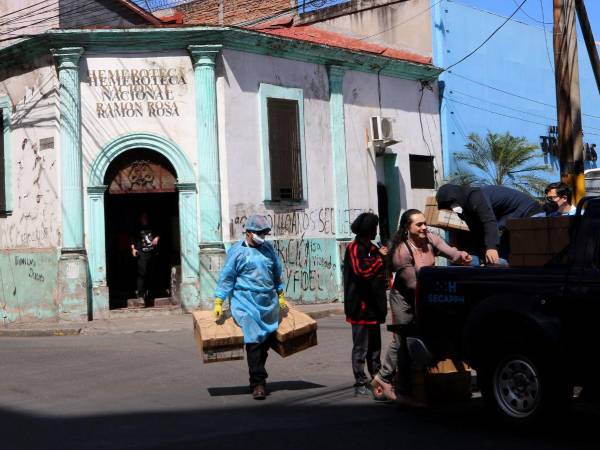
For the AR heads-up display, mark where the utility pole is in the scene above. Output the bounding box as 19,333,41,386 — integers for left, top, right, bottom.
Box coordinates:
553,0,585,203
575,0,600,94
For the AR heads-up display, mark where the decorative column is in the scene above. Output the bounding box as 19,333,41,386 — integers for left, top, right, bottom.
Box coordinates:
52,47,89,321
188,45,226,309
87,185,109,319
177,182,201,311
328,66,351,299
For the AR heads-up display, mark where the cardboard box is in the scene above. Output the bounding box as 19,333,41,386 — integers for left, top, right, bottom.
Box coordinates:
424,196,470,231
507,216,572,266
270,308,318,357
192,310,244,363
412,359,472,404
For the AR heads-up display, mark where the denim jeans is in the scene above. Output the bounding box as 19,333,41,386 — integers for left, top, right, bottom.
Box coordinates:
378,289,413,394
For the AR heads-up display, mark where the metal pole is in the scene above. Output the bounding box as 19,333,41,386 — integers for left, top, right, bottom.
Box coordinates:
575,0,600,94
553,0,585,203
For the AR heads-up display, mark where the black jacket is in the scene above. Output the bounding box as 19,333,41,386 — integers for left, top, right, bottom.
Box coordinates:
343,239,387,323
437,185,543,256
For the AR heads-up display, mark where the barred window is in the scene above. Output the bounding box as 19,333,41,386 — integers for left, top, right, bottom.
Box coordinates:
267,98,302,201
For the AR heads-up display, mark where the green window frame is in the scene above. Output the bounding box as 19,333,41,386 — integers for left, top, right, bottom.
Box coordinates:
258,83,307,203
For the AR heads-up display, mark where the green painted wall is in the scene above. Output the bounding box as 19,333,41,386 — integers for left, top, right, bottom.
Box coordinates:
222,237,342,304
0,249,59,324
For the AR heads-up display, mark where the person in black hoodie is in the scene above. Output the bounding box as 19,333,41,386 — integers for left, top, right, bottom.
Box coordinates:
436,184,543,265
343,212,388,396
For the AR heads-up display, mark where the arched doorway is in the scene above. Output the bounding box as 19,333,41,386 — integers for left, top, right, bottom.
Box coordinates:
104,149,180,308
87,133,199,318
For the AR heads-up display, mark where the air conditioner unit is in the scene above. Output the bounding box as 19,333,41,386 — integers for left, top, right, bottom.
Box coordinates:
369,116,399,155
370,116,393,141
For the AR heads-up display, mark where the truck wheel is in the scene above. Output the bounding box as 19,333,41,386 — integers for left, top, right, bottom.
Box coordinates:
480,351,569,424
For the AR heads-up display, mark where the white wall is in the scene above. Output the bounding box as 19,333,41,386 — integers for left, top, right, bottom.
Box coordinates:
220,49,441,241
80,51,198,183
313,0,432,59
343,70,442,220
0,58,61,249
219,49,335,242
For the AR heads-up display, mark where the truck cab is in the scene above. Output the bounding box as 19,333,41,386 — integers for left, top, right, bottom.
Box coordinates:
409,196,600,423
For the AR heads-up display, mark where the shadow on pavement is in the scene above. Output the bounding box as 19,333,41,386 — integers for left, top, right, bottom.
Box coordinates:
208,380,326,396
1,394,599,450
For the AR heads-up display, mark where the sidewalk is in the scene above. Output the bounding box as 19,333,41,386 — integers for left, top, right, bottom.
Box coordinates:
0,302,345,337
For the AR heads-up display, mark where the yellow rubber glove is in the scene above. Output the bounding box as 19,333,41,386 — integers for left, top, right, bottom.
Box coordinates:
213,298,223,318
278,291,287,309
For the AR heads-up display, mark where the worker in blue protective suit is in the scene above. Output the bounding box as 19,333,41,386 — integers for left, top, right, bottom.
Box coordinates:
213,214,287,400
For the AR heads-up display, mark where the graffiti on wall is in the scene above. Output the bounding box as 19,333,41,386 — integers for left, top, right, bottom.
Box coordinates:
268,236,337,302
226,204,376,302
0,137,59,248
0,249,58,324
231,204,372,239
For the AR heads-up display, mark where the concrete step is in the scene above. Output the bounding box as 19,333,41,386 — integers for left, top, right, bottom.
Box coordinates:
125,297,177,308
110,304,183,318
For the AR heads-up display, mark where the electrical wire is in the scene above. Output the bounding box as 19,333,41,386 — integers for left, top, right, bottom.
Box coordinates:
0,1,125,40
443,0,529,73
511,0,552,25
447,88,600,133
443,95,600,138
539,0,554,69
447,71,600,121
357,0,443,41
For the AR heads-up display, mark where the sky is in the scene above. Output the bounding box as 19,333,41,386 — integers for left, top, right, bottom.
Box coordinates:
458,0,599,37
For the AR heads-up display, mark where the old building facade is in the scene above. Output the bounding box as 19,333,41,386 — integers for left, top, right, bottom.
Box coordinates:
0,1,441,324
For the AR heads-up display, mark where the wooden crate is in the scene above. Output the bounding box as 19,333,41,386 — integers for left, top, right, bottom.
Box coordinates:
507,216,572,267
192,310,245,363
424,196,470,231
270,308,318,357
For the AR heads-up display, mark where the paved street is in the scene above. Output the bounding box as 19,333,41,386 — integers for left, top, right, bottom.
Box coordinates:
1,316,598,450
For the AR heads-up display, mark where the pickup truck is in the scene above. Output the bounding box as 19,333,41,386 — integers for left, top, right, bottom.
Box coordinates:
407,196,600,423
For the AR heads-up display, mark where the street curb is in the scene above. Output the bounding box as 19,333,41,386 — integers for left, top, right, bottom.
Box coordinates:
0,305,345,338
0,327,82,337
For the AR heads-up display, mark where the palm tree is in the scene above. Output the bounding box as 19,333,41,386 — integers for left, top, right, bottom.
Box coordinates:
448,131,550,195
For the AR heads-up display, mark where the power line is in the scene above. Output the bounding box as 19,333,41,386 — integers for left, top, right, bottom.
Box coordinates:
539,0,554,69
0,0,54,20
0,2,126,40
444,96,600,138
443,0,529,73
511,0,552,25
447,71,600,121
447,88,600,132
357,0,443,42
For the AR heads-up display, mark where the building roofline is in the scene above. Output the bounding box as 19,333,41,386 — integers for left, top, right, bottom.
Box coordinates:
0,26,442,81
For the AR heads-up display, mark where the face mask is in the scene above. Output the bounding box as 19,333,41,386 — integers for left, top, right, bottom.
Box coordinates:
451,206,463,215
250,232,265,246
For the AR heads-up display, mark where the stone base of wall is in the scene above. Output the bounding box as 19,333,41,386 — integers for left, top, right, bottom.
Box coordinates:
0,248,59,324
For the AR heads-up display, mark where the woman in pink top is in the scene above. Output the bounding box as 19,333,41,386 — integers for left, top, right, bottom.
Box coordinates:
371,209,471,404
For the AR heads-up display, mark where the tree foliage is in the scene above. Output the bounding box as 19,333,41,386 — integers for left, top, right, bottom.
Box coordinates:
447,131,550,195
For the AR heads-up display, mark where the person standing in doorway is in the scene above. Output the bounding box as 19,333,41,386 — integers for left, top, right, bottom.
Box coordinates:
343,212,388,396
131,212,160,305
213,215,287,400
